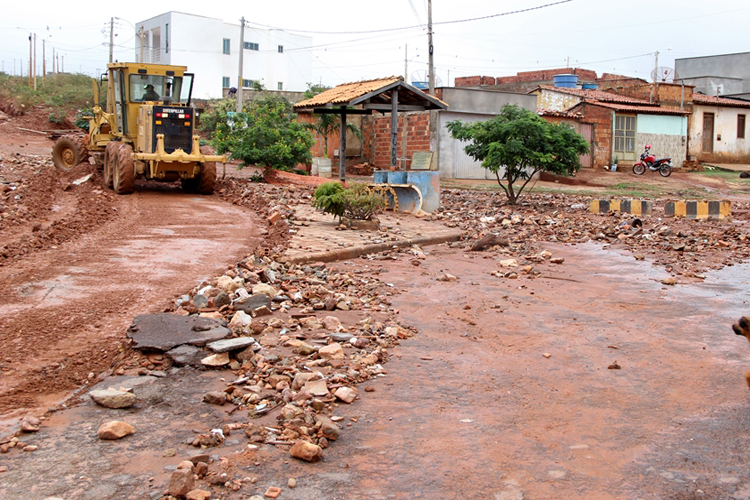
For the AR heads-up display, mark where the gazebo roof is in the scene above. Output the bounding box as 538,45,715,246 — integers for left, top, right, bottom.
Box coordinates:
294,76,448,112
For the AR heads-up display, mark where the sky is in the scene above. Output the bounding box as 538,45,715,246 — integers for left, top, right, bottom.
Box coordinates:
1,0,749,89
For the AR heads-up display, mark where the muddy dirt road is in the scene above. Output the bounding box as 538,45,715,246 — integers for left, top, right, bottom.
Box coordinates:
0,184,261,427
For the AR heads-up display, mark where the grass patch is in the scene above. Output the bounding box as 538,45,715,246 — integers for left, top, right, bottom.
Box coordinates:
0,72,96,117
688,170,750,185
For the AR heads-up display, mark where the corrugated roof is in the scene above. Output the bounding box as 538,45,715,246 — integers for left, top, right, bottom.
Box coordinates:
692,93,750,108
294,77,403,108
537,85,657,106
578,99,689,115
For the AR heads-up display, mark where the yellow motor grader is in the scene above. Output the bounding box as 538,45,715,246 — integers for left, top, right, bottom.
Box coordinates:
51,62,225,194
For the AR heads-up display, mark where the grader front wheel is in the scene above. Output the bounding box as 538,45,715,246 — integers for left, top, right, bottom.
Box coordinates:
52,135,89,171
112,143,135,195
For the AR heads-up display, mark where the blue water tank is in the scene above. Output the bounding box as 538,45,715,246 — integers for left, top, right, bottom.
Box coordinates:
553,74,578,88
412,81,428,90
582,83,598,90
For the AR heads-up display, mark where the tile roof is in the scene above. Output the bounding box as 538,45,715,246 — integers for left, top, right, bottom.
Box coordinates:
294,77,403,108
577,99,689,115
692,93,750,108
537,85,656,106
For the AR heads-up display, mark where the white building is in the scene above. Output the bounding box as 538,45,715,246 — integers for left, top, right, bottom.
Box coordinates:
135,12,313,99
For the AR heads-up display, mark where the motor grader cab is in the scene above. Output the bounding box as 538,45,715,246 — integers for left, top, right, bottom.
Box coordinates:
51,62,225,194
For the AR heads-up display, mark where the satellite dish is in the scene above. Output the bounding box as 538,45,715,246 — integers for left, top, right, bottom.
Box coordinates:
652,66,675,83
410,70,442,90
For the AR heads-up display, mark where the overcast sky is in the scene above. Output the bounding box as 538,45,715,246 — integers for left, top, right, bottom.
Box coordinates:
1,0,749,89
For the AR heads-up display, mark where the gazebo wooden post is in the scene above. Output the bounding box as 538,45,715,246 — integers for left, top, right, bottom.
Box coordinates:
390,88,399,171
339,107,347,181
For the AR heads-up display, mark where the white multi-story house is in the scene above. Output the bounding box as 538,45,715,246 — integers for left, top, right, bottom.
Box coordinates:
135,12,313,99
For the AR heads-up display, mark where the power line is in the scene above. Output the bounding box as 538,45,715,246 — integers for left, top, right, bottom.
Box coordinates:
245,0,572,35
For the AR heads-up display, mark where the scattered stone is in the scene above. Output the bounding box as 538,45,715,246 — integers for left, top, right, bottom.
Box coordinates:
662,277,677,285
186,490,212,500
437,273,457,282
319,343,345,360
323,316,342,331
608,361,621,370
251,305,273,317
228,310,253,331
252,283,278,299
89,388,137,409
23,445,38,451
97,421,135,440
203,391,227,405
234,294,272,314
334,386,357,404
207,337,257,353
166,345,205,367
168,467,195,497
542,353,551,359
304,379,329,397
498,259,518,268
201,352,231,367
20,416,40,432
550,257,565,264
316,415,341,441
290,440,323,462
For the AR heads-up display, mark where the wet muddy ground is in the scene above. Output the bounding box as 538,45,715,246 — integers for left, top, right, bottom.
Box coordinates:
2,242,750,499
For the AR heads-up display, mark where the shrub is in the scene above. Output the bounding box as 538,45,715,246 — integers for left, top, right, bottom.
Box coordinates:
312,182,385,221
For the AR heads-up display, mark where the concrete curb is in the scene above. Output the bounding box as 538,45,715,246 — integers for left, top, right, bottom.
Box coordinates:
281,231,465,265
664,200,731,219
590,199,653,215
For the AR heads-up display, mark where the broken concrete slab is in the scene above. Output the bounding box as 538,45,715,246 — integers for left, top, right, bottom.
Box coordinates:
206,337,257,353
127,313,231,352
234,294,272,314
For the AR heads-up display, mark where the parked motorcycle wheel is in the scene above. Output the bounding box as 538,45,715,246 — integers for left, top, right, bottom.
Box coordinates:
659,164,672,177
633,163,646,175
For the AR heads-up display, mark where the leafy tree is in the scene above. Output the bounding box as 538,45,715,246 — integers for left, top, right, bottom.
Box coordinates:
303,82,331,100
446,104,590,205
305,112,362,158
198,98,246,134
212,95,314,171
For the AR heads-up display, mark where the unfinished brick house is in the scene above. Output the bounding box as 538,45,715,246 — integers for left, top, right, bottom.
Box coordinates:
531,85,690,169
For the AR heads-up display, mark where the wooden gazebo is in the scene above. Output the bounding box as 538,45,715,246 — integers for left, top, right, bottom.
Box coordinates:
294,76,448,180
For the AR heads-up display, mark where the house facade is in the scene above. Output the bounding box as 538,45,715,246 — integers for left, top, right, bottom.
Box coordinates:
532,86,689,169
135,12,313,99
689,94,750,164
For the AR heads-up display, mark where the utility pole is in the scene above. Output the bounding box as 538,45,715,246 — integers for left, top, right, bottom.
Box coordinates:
109,17,114,63
42,39,46,81
28,35,32,88
427,0,434,96
61,55,64,74
237,16,245,112
139,27,145,62
33,34,37,90
650,50,659,103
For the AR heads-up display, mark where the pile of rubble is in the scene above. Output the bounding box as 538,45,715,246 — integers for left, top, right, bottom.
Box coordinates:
431,190,750,278
102,252,412,495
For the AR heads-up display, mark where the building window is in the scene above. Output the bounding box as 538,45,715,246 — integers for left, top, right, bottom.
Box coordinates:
242,79,256,88
614,115,636,158
222,38,231,55
222,76,230,88
278,82,283,90
278,45,284,53
739,114,746,139
244,42,259,51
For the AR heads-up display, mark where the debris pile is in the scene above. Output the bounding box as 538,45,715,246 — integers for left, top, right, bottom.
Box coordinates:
431,190,750,277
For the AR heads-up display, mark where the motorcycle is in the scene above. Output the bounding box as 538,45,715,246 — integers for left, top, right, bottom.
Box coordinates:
632,144,672,177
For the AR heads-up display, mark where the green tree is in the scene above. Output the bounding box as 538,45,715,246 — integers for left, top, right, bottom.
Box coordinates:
212,95,314,171
303,82,331,100
446,104,590,205
305,112,362,158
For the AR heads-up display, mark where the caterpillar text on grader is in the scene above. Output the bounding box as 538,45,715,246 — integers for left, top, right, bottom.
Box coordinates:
51,62,225,194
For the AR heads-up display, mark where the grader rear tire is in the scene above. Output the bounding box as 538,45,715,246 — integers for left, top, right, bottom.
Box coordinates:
112,143,135,195
103,141,119,188
52,135,88,171
198,145,217,195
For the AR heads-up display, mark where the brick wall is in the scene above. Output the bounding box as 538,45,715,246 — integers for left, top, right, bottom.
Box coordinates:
578,103,613,169
361,112,431,169
297,112,363,158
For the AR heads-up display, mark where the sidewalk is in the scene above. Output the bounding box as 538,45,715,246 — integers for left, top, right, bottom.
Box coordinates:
281,204,464,264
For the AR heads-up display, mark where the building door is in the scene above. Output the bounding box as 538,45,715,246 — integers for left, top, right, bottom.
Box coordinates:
579,123,593,168
613,115,637,162
702,113,714,153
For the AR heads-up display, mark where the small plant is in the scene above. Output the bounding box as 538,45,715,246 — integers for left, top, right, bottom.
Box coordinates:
312,182,385,221
48,109,66,124
613,156,620,165
249,172,266,183
73,108,93,131
312,182,346,219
